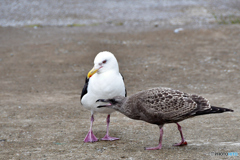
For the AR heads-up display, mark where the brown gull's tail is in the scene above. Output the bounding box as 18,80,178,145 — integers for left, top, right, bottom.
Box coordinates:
195,106,234,116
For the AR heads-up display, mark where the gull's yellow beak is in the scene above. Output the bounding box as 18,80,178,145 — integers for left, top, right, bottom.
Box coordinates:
87,67,98,78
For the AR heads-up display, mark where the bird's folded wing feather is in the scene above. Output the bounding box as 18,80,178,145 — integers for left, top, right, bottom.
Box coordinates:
80,77,89,101
120,73,127,97
136,88,211,122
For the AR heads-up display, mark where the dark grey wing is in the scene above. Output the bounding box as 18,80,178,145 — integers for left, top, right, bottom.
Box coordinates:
120,73,127,97
80,77,89,100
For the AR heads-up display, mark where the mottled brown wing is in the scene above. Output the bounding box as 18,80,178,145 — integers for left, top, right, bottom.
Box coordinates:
137,88,209,122
184,94,211,117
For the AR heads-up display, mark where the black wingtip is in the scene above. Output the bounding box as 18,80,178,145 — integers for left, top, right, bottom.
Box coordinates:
226,109,234,112
195,106,234,116
211,106,234,113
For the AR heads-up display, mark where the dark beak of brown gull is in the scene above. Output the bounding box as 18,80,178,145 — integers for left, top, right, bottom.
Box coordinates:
96,99,112,108
96,99,108,103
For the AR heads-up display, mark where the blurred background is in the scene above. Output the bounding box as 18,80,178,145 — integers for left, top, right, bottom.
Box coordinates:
1,0,240,28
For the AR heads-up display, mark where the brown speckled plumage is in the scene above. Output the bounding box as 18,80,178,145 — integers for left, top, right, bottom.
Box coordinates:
125,87,212,124
97,87,234,150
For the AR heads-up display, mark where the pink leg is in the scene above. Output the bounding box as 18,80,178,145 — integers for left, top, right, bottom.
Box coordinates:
102,114,119,141
145,125,164,150
173,123,187,146
84,114,98,143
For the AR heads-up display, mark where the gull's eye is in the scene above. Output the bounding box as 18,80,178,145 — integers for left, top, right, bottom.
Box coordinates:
102,60,107,64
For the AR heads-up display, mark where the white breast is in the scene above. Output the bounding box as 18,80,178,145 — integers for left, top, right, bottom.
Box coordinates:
81,71,125,114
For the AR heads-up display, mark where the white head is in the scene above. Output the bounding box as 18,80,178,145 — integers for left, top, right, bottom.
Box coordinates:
88,51,119,78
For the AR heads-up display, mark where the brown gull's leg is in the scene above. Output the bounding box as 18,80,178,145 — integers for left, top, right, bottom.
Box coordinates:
144,125,164,150
102,114,119,141
173,123,187,146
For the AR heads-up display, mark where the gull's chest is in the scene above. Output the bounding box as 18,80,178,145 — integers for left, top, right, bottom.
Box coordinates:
88,72,123,96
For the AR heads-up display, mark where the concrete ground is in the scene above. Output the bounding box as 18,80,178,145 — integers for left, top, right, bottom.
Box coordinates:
0,24,239,159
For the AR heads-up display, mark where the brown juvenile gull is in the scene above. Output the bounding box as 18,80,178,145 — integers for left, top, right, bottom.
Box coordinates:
96,87,234,150
81,51,127,143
